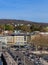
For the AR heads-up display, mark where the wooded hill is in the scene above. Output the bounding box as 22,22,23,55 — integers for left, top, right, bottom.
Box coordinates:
0,19,48,32
0,19,48,26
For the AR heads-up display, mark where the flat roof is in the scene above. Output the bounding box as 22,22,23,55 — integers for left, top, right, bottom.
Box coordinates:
8,33,31,36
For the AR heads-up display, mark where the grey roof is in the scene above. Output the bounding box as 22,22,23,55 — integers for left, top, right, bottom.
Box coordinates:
8,33,31,36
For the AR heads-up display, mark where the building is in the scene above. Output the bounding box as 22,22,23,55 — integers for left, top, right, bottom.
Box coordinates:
0,36,7,47
0,41,2,57
6,33,31,46
6,35,14,45
39,32,48,35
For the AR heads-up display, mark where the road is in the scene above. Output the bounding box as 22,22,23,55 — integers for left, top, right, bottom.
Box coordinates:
8,48,34,65
3,51,17,65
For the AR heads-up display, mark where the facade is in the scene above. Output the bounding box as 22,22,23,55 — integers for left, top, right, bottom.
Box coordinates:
0,33,32,46
0,41,2,57
0,36,7,47
14,35,30,46
6,33,31,46
6,36,14,45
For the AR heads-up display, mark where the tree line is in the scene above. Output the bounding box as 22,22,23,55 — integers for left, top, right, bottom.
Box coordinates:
0,24,48,32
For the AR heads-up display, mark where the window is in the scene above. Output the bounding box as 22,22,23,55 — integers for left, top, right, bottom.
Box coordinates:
24,36,26,41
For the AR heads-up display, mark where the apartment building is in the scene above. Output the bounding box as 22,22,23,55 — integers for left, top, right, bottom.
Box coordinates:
6,33,31,46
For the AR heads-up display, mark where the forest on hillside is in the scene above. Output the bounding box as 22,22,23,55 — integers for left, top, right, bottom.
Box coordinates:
0,19,48,32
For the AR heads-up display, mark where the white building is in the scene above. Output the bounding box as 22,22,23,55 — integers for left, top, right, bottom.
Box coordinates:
5,33,31,46
0,41,2,57
39,32,48,35
0,36,7,47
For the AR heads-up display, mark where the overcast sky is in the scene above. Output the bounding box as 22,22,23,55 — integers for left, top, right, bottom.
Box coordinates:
0,0,48,23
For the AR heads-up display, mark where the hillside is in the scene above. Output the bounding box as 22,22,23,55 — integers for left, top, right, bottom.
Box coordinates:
0,19,48,26
0,19,32,24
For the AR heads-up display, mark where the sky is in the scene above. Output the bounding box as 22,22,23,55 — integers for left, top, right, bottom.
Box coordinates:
0,0,48,23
